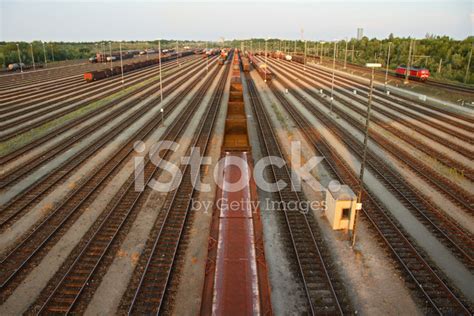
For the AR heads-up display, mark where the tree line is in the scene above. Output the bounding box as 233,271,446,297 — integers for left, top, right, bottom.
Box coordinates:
1,36,472,84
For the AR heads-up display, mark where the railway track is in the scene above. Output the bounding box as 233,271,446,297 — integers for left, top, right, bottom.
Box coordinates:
0,77,83,104
0,55,198,112
306,55,474,97
302,61,474,138
0,58,216,231
0,58,206,167
0,57,205,190
244,70,351,314
268,64,474,269
34,57,222,315
0,55,199,109
0,56,200,141
0,62,219,306
265,72,471,314
283,60,474,157
266,58,474,207
0,57,153,92
127,51,231,315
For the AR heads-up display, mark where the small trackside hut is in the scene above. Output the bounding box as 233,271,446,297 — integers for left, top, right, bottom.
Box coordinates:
324,185,357,231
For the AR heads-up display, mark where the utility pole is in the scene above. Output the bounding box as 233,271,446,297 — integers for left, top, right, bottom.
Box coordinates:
109,42,113,71
404,39,413,84
265,38,268,82
51,43,55,62
205,41,209,73
385,42,392,85
351,44,355,62
464,44,473,84
294,40,296,54
119,42,124,85
16,43,23,72
437,58,442,73
176,40,180,67
304,40,307,71
159,40,163,106
330,41,337,113
42,41,47,67
320,42,325,64
344,40,348,69
352,62,381,247
30,43,36,71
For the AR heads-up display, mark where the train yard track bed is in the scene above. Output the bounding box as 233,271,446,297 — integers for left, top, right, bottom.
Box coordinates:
0,48,472,315
310,57,474,106
257,61,473,311
246,69,423,314
0,57,199,157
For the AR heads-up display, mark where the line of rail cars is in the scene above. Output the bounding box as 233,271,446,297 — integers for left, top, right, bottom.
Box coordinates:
218,49,229,65
83,50,196,82
7,63,44,72
223,49,250,151
247,52,273,81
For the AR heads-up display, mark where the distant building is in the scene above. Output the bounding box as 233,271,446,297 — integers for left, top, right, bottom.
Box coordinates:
357,28,364,40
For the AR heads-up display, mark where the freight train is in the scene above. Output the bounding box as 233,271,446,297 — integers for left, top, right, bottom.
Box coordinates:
7,63,44,72
223,49,250,151
84,50,196,82
218,49,229,65
247,52,273,81
395,65,430,81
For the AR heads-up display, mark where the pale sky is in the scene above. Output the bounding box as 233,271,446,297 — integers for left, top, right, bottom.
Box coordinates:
1,0,473,42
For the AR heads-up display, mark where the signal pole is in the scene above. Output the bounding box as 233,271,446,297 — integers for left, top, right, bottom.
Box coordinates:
304,40,307,71
330,41,337,113
205,41,209,73
16,43,23,72
119,42,124,85
404,39,413,84
109,42,113,70
320,42,325,64
176,40,180,67
265,38,268,82
30,43,36,71
344,40,348,69
385,42,392,86
352,62,381,247
464,44,473,84
42,41,47,67
159,40,163,106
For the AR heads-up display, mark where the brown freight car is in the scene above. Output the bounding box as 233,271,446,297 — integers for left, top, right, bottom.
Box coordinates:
222,57,250,152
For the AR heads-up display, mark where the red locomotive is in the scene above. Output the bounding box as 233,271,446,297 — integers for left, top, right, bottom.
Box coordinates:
395,65,430,81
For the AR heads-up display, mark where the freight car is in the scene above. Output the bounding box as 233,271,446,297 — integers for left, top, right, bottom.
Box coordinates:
223,51,250,152
7,63,44,71
241,56,250,72
218,49,229,65
83,50,195,82
7,63,25,71
395,65,430,81
248,53,273,82
290,54,304,64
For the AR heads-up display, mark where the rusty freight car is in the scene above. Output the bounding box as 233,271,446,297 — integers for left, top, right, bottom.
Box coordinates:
222,54,250,151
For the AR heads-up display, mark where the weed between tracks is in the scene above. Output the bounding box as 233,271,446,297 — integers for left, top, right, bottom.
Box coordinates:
0,69,175,157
